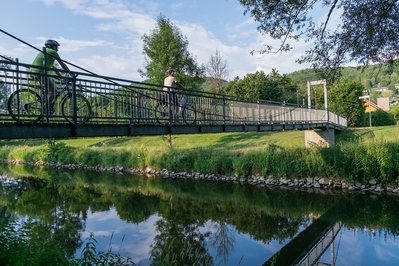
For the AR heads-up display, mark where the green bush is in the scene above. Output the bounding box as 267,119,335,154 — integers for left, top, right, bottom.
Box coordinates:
0,145,11,159
363,109,397,127
79,148,102,166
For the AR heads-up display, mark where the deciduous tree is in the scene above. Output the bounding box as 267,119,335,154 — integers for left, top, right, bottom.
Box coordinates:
328,79,364,127
240,0,399,80
205,48,230,93
223,69,298,103
139,14,205,89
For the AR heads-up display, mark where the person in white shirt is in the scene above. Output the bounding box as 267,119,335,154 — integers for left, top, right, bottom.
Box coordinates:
163,68,185,118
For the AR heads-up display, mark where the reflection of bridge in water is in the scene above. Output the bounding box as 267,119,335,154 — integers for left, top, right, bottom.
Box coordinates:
297,222,341,266
264,212,342,266
0,58,347,144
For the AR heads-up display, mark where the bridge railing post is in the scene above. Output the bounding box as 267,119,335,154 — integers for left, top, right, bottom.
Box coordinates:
71,73,78,128
43,47,50,123
15,58,20,98
222,94,226,126
327,109,330,129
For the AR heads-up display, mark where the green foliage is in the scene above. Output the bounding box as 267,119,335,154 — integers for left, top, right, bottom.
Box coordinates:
150,235,213,266
0,145,11,159
288,63,399,91
0,221,135,265
240,0,399,81
328,78,365,127
223,69,298,103
139,14,205,90
0,56,13,113
0,220,69,265
79,148,102,165
201,77,229,93
75,233,135,266
2,127,399,186
367,109,397,126
390,106,399,121
34,141,77,164
0,81,11,113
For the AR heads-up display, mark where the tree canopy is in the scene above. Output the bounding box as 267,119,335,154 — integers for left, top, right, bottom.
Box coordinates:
222,69,298,103
240,0,399,80
139,14,205,89
328,78,364,127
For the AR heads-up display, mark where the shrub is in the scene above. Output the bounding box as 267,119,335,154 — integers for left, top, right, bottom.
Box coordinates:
363,109,397,127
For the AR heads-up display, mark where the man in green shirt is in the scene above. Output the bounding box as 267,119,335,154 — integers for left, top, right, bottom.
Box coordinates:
29,39,70,108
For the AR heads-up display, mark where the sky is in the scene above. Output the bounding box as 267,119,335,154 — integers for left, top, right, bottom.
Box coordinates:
0,0,315,83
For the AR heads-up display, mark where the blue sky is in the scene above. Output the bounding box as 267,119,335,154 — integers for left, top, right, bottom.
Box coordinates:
0,0,314,82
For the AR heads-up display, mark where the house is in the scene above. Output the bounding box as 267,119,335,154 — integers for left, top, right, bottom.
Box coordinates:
362,97,390,112
363,98,380,112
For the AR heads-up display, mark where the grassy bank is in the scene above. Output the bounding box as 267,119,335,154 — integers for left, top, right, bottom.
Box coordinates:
0,126,399,185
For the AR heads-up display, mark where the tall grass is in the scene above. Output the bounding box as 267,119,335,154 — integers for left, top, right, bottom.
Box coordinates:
1,126,399,185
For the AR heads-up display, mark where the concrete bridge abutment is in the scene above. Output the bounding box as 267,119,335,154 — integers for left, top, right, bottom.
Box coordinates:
305,128,336,147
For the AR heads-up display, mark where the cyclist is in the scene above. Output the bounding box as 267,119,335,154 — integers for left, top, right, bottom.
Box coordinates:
163,68,185,118
29,39,70,108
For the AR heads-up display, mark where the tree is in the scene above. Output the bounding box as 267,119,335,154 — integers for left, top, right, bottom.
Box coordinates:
205,48,230,93
328,79,364,127
240,0,399,80
389,106,399,121
139,14,205,89
222,69,298,103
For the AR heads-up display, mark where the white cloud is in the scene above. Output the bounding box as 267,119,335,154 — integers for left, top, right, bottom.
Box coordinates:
4,0,315,82
375,240,399,261
75,54,144,80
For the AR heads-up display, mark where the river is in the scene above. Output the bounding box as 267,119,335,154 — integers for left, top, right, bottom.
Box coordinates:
0,163,399,265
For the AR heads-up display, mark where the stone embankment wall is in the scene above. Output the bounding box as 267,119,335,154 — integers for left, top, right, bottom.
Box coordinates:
2,159,399,196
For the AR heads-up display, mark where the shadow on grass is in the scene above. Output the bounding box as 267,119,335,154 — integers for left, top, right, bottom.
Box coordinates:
0,139,47,147
336,128,375,145
88,137,135,147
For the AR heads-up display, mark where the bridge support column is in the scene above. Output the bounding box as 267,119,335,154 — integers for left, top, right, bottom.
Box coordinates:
305,129,335,147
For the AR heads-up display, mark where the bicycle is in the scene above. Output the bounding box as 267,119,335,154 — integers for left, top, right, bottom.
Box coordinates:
7,74,92,125
154,90,196,125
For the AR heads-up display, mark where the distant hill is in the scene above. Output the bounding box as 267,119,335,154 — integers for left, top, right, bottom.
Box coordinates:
286,64,399,92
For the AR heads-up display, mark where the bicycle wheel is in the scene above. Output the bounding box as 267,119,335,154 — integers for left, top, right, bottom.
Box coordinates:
61,94,92,125
8,89,42,124
182,103,197,125
154,102,170,125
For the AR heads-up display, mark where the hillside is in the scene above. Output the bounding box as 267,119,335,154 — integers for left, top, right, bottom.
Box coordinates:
287,63,399,91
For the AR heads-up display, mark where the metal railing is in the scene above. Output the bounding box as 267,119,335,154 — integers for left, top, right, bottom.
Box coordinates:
0,59,347,129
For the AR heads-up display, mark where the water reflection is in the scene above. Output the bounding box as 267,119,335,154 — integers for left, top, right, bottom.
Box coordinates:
1,164,399,265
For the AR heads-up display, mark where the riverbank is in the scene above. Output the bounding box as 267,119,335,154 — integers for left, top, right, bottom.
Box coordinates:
1,155,398,196
1,126,399,195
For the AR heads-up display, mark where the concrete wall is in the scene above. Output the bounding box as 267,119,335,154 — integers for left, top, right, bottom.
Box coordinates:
305,129,335,147
377,97,390,111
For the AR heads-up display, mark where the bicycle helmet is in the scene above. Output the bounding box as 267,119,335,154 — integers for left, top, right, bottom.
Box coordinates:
167,68,174,74
45,39,60,48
